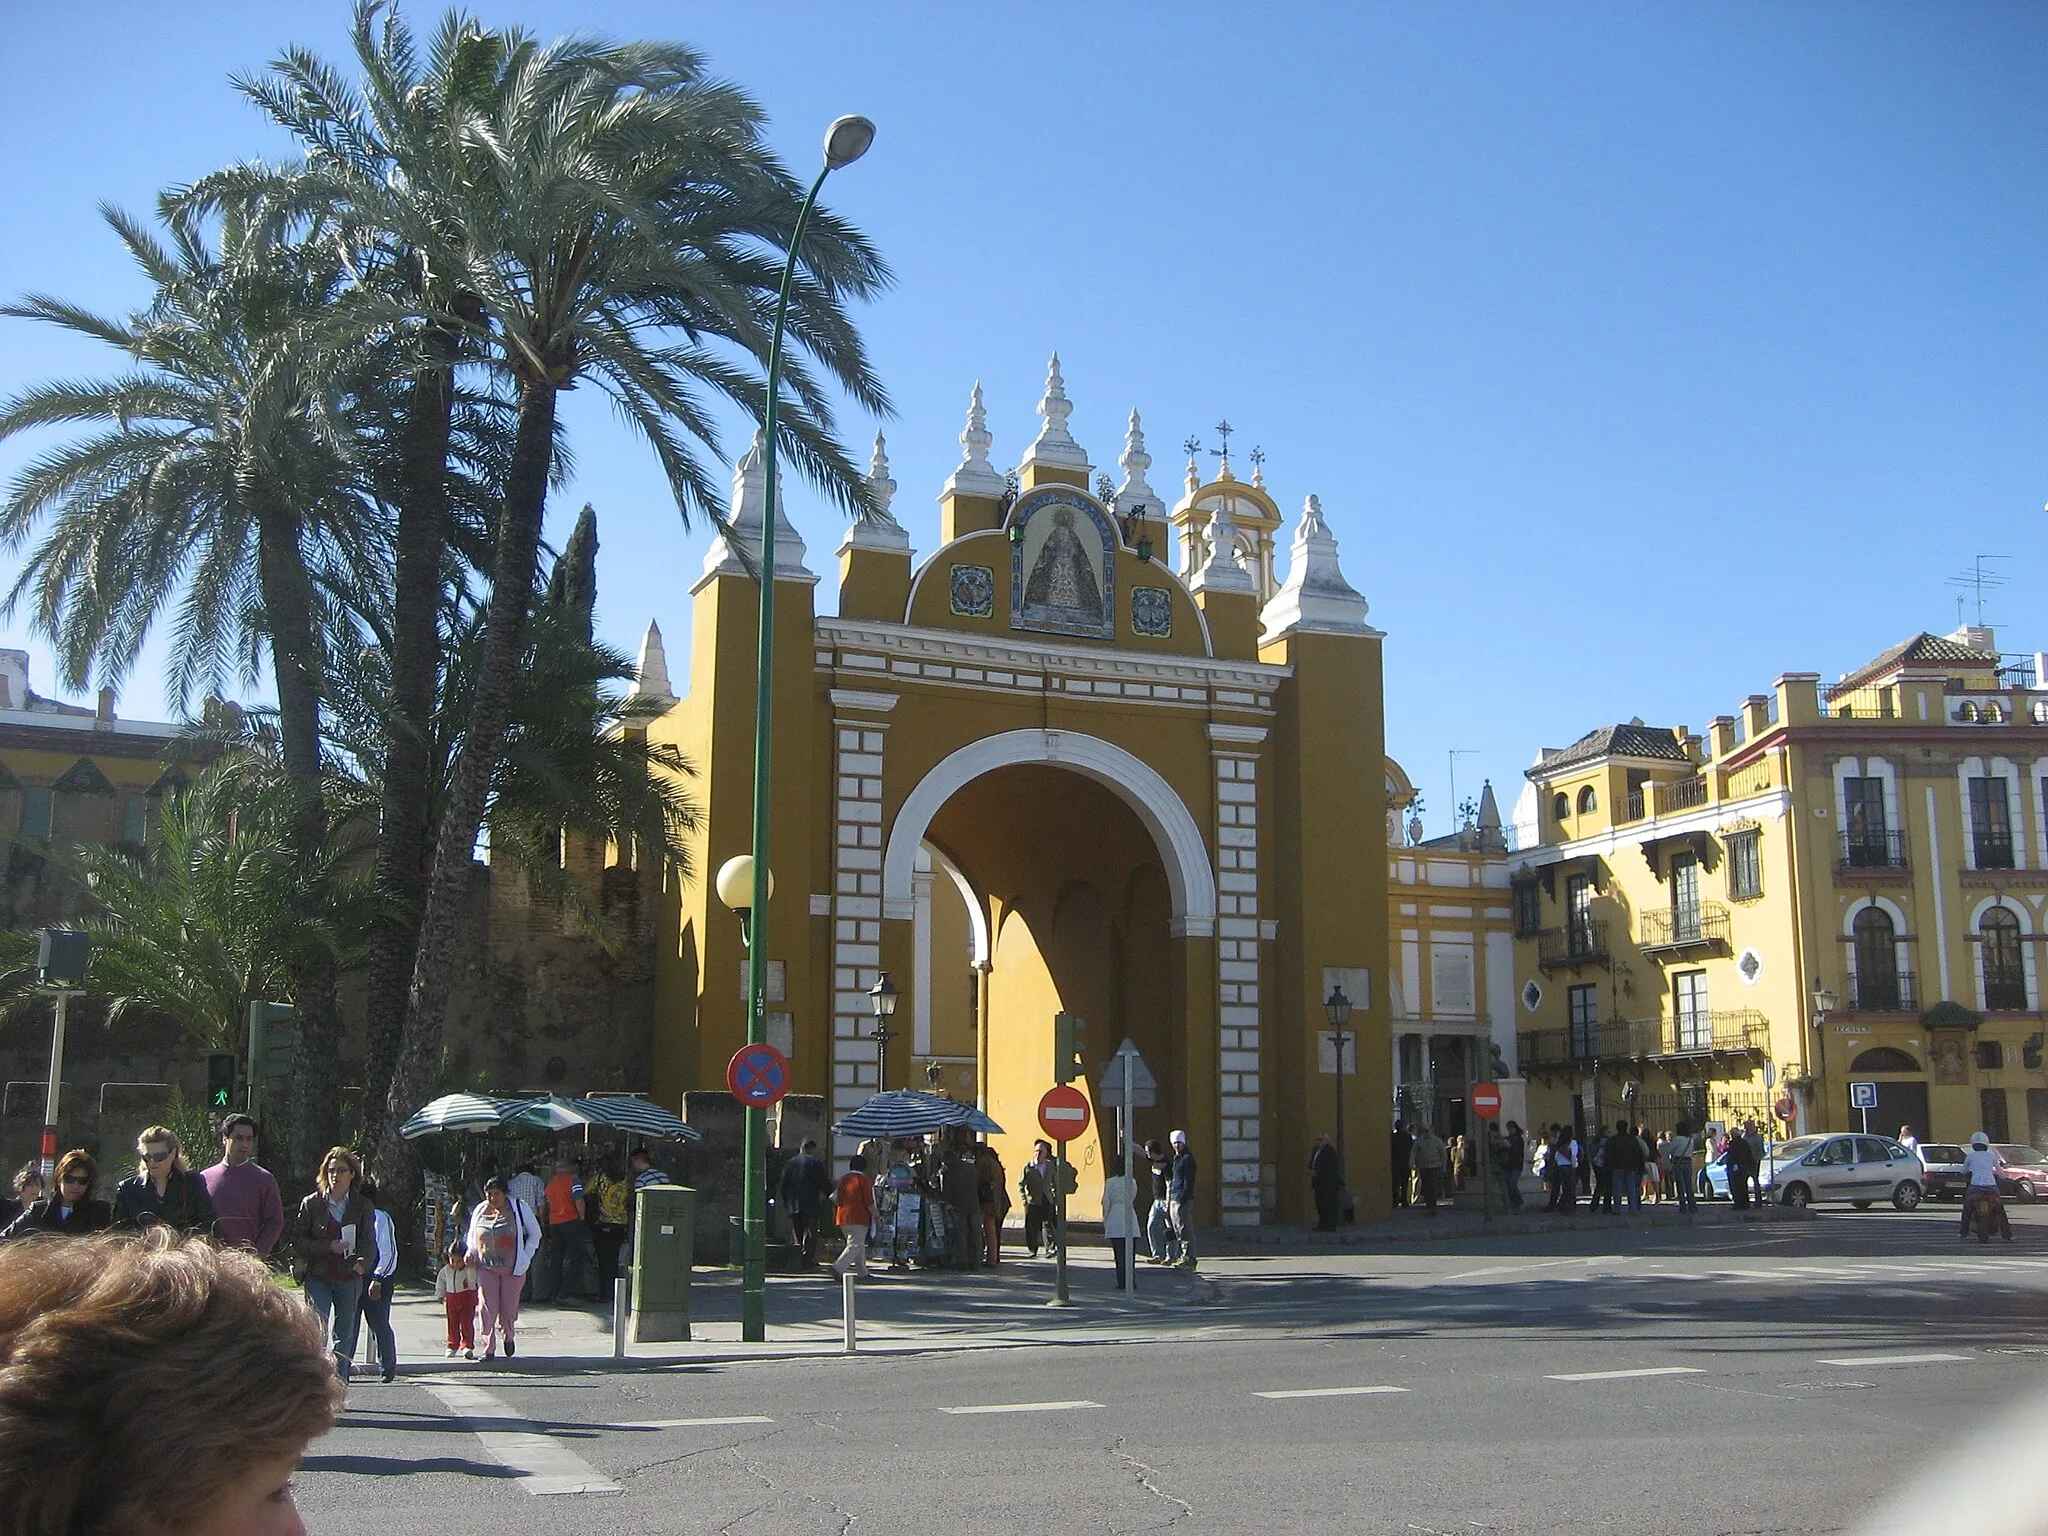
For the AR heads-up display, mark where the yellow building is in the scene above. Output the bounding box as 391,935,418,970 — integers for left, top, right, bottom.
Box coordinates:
642,360,1393,1226
1508,627,2048,1149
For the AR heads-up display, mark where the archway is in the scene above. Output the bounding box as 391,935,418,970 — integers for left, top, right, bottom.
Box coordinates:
919,762,1183,1218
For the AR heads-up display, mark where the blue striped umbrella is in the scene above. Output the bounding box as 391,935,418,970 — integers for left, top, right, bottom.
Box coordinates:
504,1093,597,1132
832,1089,1004,1139
564,1095,701,1142
398,1093,528,1139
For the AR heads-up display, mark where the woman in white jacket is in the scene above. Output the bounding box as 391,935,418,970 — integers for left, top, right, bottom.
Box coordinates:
1101,1168,1139,1290
466,1177,542,1360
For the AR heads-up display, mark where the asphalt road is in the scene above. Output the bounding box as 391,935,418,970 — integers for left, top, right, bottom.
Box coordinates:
296,1203,2048,1534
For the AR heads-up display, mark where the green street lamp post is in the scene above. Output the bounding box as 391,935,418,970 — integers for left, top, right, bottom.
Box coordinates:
740,113,876,1343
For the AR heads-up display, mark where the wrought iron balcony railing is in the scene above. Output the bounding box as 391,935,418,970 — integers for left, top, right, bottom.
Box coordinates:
1974,831,2017,871
1536,919,1609,970
1986,969,2030,1011
1839,829,1907,870
1638,902,1731,953
1659,1008,1769,1056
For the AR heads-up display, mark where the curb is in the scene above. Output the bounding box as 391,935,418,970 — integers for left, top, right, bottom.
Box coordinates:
1201,1205,1816,1251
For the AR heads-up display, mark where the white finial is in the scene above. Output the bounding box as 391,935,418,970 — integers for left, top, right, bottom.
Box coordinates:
941,381,1006,500
698,429,816,586
632,619,674,702
1258,492,1375,639
1188,489,1257,597
1114,409,1165,521
842,429,911,555
1019,352,1091,473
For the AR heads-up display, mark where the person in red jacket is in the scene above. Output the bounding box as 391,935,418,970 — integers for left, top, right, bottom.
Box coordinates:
830,1155,874,1277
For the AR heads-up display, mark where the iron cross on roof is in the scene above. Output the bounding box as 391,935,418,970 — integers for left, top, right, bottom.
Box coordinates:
1210,419,1234,468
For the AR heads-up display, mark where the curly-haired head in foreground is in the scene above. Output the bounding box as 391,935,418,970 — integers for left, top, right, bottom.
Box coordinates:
0,1228,342,1535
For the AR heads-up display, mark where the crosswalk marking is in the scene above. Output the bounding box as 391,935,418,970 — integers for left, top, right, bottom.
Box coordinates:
1815,1352,1968,1368
1254,1386,1409,1399
940,1400,1101,1415
1546,1366,1705,1382
611,1415,776,1429
422,1383,622,1497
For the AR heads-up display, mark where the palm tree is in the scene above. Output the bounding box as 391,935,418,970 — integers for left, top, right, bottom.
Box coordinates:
0,199,386,1182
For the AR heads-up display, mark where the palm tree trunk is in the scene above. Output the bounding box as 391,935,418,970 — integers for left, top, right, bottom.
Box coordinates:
360,344,454,1154
376,378,557,1233
254,499,342,1197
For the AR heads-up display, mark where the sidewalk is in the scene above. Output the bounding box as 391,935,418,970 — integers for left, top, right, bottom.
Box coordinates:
379,1247,1217,1371
1206,1197,1814,1252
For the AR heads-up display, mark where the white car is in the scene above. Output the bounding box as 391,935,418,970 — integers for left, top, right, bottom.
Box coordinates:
1764,1134,1923,1210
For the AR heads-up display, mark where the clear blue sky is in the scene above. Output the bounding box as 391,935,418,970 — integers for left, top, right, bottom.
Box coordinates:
3,4,2044,835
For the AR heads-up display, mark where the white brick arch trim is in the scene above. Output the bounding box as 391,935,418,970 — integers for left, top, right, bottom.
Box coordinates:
1843,894,1911,937
1969,894,2035,936
883,728,1217,936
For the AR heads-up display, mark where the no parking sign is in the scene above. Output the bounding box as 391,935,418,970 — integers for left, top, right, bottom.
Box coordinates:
727,1042,792,1107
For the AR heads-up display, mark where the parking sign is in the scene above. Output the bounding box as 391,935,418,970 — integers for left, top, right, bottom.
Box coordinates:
1849,1081,1878,1110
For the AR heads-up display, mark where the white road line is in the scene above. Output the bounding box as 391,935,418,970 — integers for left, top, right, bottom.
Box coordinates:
1545,1366,1705,1383
1254,1386,1410,1399
939,1400,1101,1416
1815,1353,1969,1368
421,1382,622,1496
610,1415,776,1430
1444,1257,1606,1282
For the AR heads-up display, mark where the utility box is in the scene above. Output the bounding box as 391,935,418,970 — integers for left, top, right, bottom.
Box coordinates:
631,1185,696,1343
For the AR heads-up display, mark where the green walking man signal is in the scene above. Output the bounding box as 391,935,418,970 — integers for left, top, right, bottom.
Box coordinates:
205,1051,237,1111
1053,1011,1086,1085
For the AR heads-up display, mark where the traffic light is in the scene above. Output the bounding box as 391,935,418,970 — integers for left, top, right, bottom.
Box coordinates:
245,1001,296,1117
205,1051,237,1111
1053,1012,1086,1084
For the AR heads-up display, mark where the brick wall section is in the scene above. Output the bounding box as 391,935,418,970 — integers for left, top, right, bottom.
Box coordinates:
830,713,890,1150
1214,745,1264,1224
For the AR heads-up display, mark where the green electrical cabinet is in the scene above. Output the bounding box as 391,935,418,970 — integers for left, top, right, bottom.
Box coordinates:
630,1185,696,1343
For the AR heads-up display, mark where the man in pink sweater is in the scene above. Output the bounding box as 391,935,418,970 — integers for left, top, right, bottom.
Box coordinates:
199,1113,285,1256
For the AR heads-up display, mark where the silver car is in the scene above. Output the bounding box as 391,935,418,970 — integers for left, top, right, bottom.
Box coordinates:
1765,1133,1924,1210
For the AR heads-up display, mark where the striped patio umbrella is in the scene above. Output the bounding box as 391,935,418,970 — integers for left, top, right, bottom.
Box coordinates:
565,1095,701,1142
832,1089,1004,1139
504,1093,598,1132
397,1093,527,1139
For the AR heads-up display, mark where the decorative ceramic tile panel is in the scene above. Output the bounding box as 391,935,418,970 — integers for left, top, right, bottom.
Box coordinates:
1131,586,1173,638
949,563,994,619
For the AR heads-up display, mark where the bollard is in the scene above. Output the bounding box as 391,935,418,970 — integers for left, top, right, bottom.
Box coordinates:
613,1276,629,1359
842,1270,857,1354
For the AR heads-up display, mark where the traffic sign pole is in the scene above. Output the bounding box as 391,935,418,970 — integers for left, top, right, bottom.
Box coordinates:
1053,1143,1070,1306
1122,1049,1136,1294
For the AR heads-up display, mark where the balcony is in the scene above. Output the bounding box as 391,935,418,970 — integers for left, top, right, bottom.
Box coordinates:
1664,776,1708,812
1850,970,1918,1013
1638,901,1731,956
1622,789,1645,824
1536,919,1609,971
1973,832,2017,871
1986,969,2030,1012
1839,829,1907,870
1657,1008,1769,1057
1517,1020,1647,1070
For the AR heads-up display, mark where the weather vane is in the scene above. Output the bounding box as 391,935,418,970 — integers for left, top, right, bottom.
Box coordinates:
1210,419,1234,469
1182,435,1202,467
1248,445,1266,482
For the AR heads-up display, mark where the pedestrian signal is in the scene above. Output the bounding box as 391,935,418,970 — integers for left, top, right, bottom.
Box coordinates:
1053,1011,1086,1084
205,1051,237,1111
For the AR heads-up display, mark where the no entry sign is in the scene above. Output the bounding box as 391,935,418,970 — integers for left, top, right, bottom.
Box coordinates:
727,1042,792,1107
1470,1081,1501,1120
1037,1083,1092,1142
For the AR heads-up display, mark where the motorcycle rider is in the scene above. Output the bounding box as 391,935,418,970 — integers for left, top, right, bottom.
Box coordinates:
1960,1131,2010,1240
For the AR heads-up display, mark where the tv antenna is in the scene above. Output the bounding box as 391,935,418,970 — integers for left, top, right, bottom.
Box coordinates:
1946,554,2009,626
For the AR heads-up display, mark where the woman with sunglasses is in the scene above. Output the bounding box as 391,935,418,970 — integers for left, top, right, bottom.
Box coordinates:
111,1125,219,1237
1,1149,111,1238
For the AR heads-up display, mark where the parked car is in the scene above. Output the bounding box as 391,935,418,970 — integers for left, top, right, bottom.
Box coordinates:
1768,1134,1923,1209
1990,1145,2048,1202
1697,1142,1790,1200
1913,1143,1971,1200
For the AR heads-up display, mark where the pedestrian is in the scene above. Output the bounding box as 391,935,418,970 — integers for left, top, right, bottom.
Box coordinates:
0,1163,41,1231
199,1111,285,1256
1551,1126,1580,1212
777,1138,834,1265
1390,1119,1414,1208
112,1125,219,1237
1667,1118,1698,1214
1606,1118,1645,1215
1309,1132,1342,1231
1102,1161,1139,1288
294,1146,378,1382
1410,1123,1447,1215
0,1227,343,1536
1168,1129,1199,1269
943,1129,984,1269
1496,1120,1526,1212
1019,1139,1061,1258
536,1155,596,1303
1589,1126,1614,1212
507,1159,547,1299
629,1145,671,1193
466,1175,541,1361
1725,1123,1761,1211
830,1154,874,1277
1898,1124,1919,1153
976,1140,1010,1266
587,1153,631,1290
437,1239,479,1359
358,1176,400,1384
1145,1139,1175,1263
0,1148,109,1239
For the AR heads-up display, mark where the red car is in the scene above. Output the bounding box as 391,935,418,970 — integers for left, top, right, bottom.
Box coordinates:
1992,1145,2048,1202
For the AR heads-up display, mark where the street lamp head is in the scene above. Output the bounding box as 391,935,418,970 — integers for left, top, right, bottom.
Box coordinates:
1324,984,1352,1028
823,114,876,170
1812,986,1837,1017
715,854,772,915
869,971,899,1019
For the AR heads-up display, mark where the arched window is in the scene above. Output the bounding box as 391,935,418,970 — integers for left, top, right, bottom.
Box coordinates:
1577,785,1598,815
1982,907,2028,1010
1852,906,1899,1010
1552,792,1570,826
1849,1046,1922,1074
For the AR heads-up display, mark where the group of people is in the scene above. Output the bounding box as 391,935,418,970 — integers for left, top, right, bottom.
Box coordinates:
1533,1117,1741,1212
